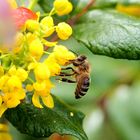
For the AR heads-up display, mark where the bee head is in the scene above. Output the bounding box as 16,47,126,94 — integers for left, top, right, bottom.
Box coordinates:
77,55,87,61
73,55,87,66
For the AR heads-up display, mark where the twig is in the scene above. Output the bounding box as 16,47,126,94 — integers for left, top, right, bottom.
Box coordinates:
68,0,95,26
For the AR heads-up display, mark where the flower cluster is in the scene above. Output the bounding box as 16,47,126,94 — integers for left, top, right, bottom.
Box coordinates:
0,0,75,117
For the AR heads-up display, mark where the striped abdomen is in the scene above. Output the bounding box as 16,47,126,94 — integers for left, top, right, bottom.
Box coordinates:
75,74,90,99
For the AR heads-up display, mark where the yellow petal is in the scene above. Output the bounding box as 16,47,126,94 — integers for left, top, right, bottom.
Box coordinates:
116,4,140,17
41,95,54,108
28,62,37,71
40,16,54,27
0,104,8,117
16,90,26,100
33,81,46,91
26,20,40,32
26,84,33,92
34,63,50,81
29,38,44,59
32,93,43,108
42,39,57,47
16,68,28,81
6,98,20,108
53,0,73,16
8,66,16,76
56,22,72,40
0,66,4,77
0,96,2,106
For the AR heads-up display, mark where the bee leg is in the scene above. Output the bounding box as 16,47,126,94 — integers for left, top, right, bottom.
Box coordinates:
57,78,76,83
62,67,75,72
59,72,75,76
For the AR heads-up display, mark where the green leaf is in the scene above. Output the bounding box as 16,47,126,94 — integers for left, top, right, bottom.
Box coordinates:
5,95,88,140
73,10,140,60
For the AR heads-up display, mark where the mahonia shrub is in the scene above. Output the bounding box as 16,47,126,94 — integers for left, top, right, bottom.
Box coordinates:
0,0,75,117
2,0,140,140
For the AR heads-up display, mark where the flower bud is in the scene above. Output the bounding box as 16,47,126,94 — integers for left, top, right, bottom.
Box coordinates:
26,20,40,32
40,16,55,37
40,16,54,27
29,38,44,60
34,63,50,81
56,22,72,40
54,0,73,16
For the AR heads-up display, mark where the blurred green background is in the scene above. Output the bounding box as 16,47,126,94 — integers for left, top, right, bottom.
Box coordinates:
9,38,140,140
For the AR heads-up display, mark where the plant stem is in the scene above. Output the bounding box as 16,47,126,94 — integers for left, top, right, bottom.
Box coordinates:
28,0,38,10
28,77,34,83
68,0,95,26
43,51,51,55
0,54,10,59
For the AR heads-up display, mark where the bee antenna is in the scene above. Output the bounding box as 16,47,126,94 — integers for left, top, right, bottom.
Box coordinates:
69,49,78,56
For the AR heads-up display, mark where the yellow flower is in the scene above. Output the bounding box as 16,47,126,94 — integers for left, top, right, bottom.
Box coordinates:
26,20,40,32
41,94,54,108
16,68,28,82
40,16,54,28
56,22,72,40
0,91,25,117
44,58,61,76
14,89,26,100
26,33,37,44
32,93,54,109
0,75,9,90
7,76,22,91
8,66,16,76
5,97,20,109
34,63,50,81
116,4,140,17
8,66,28,82
29,38,44,60
53,45,76,65
41,39,57,47
33,81,46,92
0,66,4,77
28,62,37,71
40,16,55,37
32,92,43,108
32,79,54,108
54,0,73,16
26,84,33,91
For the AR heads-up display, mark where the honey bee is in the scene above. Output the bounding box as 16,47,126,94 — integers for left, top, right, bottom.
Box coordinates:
58,55,90,99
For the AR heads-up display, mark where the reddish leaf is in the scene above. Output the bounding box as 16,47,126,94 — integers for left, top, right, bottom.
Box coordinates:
12,7,37,29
